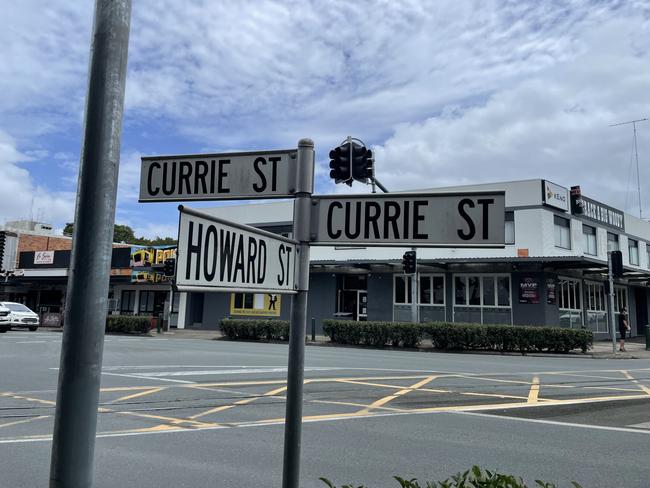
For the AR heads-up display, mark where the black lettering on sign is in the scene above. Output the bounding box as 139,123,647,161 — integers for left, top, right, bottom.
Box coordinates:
186,221,203,280
457,199,475,240
413,201,428,239
344,202,361,239
219,229,236,281
147,162,161,196
218,160,230,193
268,157,280,192
477,199,494,239
162,161,176,195
257,240,267,283
195,160,209,195
327,202,343,239
364,202,381,239
252,157,267,193
203,224,218,281
232,234,245,282
246,237,258,283
403,201,410,239
384,201,401,239
277,244,292,286
179,161,192,194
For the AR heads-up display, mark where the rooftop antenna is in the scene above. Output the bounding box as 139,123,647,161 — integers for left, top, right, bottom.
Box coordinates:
610,118,647,219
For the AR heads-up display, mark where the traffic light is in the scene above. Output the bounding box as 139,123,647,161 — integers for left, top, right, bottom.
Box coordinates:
352,145,373,183
329,144,352,186
402,251,416,274
163,258,176,277
611,250,623,277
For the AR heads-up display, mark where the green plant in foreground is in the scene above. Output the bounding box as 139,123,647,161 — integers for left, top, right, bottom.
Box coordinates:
320,465,583,488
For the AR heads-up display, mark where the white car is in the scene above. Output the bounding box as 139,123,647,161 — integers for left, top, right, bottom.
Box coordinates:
0,305,10,332
0,302,39,332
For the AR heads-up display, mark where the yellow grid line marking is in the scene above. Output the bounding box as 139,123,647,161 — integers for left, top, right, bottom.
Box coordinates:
111,387,166,404
310,399,407,412
356,375,437,414
622,370,650,396
0,416,49,429
117,410,219,428
189,384,289,420
527,377,540,403
1,393,56,406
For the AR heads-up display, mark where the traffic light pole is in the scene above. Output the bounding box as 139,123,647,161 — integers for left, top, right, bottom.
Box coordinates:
411,249,418,323
608,251,617,354
281,139,314,488
50,2,131,487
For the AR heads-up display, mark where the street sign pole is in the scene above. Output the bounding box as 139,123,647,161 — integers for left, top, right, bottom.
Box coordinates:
282,139,314,488
608,251,617,353
410,248,418,323
50,1,131,487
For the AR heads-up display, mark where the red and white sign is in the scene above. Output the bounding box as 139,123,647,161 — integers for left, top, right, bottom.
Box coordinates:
34,251,55,265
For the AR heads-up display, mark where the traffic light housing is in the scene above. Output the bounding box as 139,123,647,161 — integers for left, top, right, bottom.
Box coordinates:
329,144,352,186
402,251,416,274
163,258,176,277
611,250,623,278
352,145,373,183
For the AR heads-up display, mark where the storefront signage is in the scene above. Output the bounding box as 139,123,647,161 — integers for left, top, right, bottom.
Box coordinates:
34,251,55,265
139,149,303,202
570,186,624,231
229,293,281,317
310,191,505,247
176,206,298,294
519,277,540,304
542,180,569,212
546,278,556,305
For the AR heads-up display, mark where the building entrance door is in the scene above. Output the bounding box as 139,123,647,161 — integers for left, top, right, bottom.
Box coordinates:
335,275,368,321
635,288,648,336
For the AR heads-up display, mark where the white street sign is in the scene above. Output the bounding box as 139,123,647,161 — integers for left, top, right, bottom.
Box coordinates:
176,206,298,294
310,191,505,247
140,149,305,202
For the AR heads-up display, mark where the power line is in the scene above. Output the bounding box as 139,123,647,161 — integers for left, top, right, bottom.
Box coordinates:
610,118,647,219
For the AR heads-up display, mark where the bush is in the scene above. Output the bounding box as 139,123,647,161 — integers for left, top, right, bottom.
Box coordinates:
106,315,151,335
322,320,592,353
322,320,424,348
220,319,290,341
320,465,583,487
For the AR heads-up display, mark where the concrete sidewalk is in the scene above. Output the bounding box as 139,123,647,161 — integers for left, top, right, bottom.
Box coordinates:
150,328,650,359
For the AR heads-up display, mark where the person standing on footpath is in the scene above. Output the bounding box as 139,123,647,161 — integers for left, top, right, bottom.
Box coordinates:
619,307,630,352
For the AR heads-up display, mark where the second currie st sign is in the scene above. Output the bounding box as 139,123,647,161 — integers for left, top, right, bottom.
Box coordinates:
140,149,303,201
176,206,298,294
310,191,505,247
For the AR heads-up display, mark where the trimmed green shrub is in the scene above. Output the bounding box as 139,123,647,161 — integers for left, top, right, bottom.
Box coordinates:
220,319,290,341
320,465,583,487
322,320,592,353
106,315,151,335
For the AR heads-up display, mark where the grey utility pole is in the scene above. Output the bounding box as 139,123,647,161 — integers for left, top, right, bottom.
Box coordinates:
281,139,314,488
410,250,418,323
49,2,131,487
608,252,617,354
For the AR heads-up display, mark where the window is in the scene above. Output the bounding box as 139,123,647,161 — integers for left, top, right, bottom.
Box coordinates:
554,216,571,249
505,211,515,245
582,225,597,256
453,275,510,308
120,290,135,313
394,275,413,304
614,286,628,314
233,293,255,309
419,275,444,305
138,291,155,314
647,245,650,269
607,232,619,252
585,282,608,333
558,277,582,328
629,239,639,266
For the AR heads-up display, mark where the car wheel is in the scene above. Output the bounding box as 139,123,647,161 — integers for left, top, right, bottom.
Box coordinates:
0,327,8,333
29,326,38,332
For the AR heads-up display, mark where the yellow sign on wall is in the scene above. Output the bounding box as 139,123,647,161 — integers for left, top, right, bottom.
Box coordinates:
230,293,281,317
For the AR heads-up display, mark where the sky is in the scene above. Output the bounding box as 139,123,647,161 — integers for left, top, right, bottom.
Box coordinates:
1,0,649,239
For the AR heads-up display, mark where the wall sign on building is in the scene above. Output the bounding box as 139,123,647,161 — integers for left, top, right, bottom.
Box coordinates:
570,186,625,231
519,276,540,304
541,180,569,212
229,292,281,317
546,278,556,305
34,251,55,265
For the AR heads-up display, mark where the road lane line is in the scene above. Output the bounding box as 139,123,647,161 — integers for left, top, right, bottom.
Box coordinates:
189,384,289,420
356,375,437,414
622,370,650,396
101,372,195,384
0,416,49,429
111,387,166,404
527,376,540,403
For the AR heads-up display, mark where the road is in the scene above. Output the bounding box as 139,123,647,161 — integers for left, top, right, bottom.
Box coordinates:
2,330,650,487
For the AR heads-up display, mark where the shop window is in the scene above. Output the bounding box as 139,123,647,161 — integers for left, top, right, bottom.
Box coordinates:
629,239,639,266
418,275,444,305
233,293,254,309
554,216,571,249
607,232,619,252
453,275,510,308
505,211,515,245
614,287,628,315
582,225,597,256
138,291,155,314
394,275,413,304
558,277,582,328
120,290,135,313
585,282,607,333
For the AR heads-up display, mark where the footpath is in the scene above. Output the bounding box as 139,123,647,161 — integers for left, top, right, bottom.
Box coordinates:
151,328,650,359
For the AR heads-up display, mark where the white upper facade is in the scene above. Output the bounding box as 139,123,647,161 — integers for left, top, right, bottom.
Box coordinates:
198,179,650,270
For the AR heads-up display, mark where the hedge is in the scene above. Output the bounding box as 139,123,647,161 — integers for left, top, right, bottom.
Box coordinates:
106,315,151,335
220,319,290,341
322,320,592,353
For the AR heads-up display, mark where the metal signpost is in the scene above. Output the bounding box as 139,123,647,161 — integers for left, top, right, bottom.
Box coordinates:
608,252,617,353
139,149,299,201
309,192,505,247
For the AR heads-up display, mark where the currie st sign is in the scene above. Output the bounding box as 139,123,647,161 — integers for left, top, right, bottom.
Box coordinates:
310,191,505,247
139,149,305,201
176,206,298,294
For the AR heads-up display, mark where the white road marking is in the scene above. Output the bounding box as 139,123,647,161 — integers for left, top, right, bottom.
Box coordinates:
627,421,650,429
100,372,195,384
15,341,46,344
133,367,344,377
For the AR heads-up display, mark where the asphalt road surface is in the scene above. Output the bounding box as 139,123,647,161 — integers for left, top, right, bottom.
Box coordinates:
2,330,650,487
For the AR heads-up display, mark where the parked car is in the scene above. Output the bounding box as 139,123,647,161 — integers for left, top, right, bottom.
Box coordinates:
0,302,39,331
0,305,11,333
